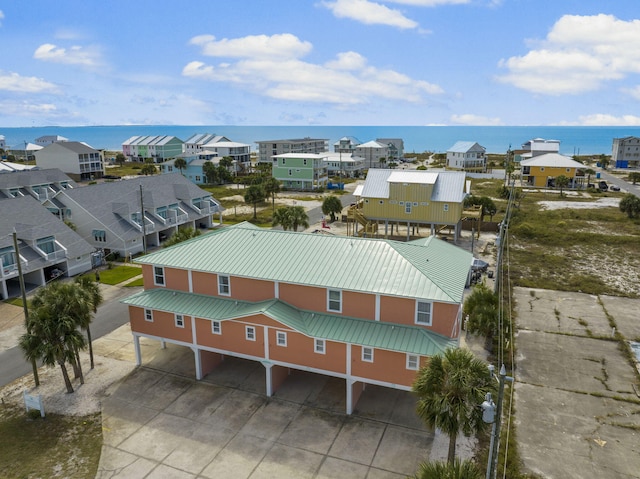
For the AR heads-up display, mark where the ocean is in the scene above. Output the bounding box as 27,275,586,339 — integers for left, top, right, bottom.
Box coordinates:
2,125,639,156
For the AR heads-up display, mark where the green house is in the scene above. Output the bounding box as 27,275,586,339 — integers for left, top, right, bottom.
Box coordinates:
272,153,329,191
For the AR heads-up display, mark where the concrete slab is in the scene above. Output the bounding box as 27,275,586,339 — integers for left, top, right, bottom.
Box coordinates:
117,412,193,461
206,388,264,430
371,425,434,476
145,463,196,479
315,457,369,479
162,381,231,422
101,396,159,447
600,295,640,340
199,433,273,479
250,443,325,479
239,398,300,441
95,448,157,479
274,369,329,404
328,417,386,465
278,407,343,454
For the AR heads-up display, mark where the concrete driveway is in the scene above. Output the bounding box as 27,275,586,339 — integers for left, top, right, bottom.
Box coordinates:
96,341,441,478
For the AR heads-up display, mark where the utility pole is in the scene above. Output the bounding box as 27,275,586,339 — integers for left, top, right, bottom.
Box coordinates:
139,184,147,255
13,230,39,386
482,364,514,479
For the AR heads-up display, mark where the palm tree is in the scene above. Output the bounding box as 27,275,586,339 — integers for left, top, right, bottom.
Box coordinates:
584,168,595,186
322,195,343,222
629,172,640,185
21,283,90,393
244,185,266,220
140,162,157,176
263,177,281,213
272,207,293,231
174,157,187,175
410,459,482,479
555,175,570,197
619,193,640,218
203,160,218,184
289,206,309,231
413,348,493,464
74,276,103,369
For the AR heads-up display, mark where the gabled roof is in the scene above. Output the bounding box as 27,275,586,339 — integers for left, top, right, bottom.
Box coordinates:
136,222,472,304
0,161,38,173
0,195,94,258
520,153,584,168
357,140,386,149
360,170,467,203
122,288,456,356
122,135,183,147
58,173,219,240
39,141,98,153
0,168,75,189
447,141,485,153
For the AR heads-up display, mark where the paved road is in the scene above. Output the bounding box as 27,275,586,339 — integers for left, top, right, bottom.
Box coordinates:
598,169,640,197
0,285,139,387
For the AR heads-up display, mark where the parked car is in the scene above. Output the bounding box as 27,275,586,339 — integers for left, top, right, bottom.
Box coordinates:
609,184,621,191
598,181,608,191
472,258,489,272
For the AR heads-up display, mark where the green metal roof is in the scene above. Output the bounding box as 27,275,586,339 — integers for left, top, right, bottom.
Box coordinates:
122,288,456,356
136,223,472,304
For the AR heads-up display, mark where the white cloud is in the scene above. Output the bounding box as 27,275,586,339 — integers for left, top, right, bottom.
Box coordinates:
0,100,60,118
561,114,640,126
498,14,640,95
189,33,312,59
450,113,503,125
184,35,443,107
0,71,58,93
322,0,418,29
34,43,102,67
0,10,4,26
385,0,469,5
622,85,640,101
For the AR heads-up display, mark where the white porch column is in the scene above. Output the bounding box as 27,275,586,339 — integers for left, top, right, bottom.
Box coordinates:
133,334,142,366
346,379,355,415
192,347,202,380
265,363,273,397
160,339,166,349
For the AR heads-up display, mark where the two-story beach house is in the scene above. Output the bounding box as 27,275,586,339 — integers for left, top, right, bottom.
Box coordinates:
323,152,366,178
181,133,251,173
446,141,487,172
350,170,470,242
122,222,472,414
35,141,104,181
122,136,184,163
520,153,586,188
272,153,329,190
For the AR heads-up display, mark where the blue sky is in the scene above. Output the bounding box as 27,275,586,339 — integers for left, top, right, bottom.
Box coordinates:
1,0,639,127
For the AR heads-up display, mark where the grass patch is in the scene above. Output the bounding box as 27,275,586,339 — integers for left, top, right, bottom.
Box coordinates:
4,297,23,307
0,403,102,478
124,277,144,287
84,266,141,285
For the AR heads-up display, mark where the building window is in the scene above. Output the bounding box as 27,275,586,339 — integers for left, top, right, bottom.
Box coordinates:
328,289,342,312
154,266,165,286
144,309,153,322
175,314,185,328
276,331,287,346
416,301,432,325
443,204,449,212
288,169,292,176
36,236,55,254
303,159,307,165
212,321,221,335
92,229,106,242
407,354,419,370
218,275,230,296
246,326,256,341
405,202,412,214
362,347,373,362
314,338,325,354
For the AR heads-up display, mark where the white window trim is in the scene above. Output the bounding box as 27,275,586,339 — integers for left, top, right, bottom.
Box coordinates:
362,347,374,363
212,320,222,335
415,300,432,326
175,314,185,328
144,309,153,322
327,289,342,313
246,326,256,341
218,274,230,296
406,354,419,370
153,266,165,286
314,338,326,354
276,331,287,347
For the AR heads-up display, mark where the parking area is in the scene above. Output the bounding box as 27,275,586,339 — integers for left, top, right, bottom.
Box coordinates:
514,287,640,479
95,336,450,479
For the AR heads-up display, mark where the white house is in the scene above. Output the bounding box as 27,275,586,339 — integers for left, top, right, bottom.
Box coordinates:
34,141,104,181
446,141,486,172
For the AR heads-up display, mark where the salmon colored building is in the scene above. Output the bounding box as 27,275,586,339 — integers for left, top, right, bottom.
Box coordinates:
123,222,472,414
